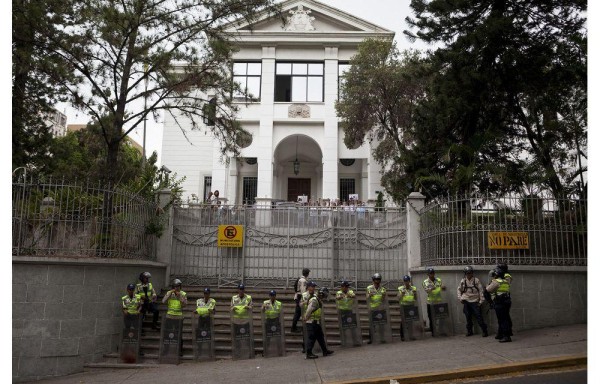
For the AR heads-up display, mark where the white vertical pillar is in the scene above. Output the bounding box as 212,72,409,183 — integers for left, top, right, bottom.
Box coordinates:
257,47,276,199
228,160,238,205
406,192,426,269
211,141,227,198
323,47,339,200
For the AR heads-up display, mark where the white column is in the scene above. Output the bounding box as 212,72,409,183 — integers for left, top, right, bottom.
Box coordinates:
211,141,227,198
257,47,276,199
406,192,426,269
228,160,238,205
323,47,339,200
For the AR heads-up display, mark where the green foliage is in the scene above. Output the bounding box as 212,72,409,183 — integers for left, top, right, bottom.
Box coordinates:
35,0,279,182
12,0,76,171
404,0,587,200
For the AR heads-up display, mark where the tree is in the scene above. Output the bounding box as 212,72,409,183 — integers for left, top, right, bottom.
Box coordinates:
43,0,279,183
12,0,76,171
335,39,431,202
405,0,587,199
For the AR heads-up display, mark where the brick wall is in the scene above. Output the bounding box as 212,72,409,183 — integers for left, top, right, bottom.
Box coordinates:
12,257,167,382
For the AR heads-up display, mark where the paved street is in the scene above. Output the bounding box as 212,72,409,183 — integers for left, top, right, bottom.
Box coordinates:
19,324,586,384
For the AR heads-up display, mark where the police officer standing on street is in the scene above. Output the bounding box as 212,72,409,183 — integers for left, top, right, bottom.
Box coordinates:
398,275,417,341
457,266,488,337
122,283,142,329
366,273,386,344
335,280,355,313
292,268,310,333
304,286,334,359
162,279,188,316
196,288,216,316
422,267,446,336
487,267,513,342
135,272,160,330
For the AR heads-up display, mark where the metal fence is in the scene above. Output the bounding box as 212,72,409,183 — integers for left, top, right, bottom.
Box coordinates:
170,204,407,289
12,177,158,259
419,193,587,266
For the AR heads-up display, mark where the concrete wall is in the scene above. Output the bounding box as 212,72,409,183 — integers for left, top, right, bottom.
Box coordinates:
409,266,587,336
12,257,167,382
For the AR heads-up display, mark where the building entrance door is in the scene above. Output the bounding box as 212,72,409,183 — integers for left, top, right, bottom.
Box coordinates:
288,178,311,202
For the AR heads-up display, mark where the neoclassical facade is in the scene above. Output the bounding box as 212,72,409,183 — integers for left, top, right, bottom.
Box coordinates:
161,0,394,206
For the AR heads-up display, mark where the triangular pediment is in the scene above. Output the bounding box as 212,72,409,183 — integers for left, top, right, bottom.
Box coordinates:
226,0,394,35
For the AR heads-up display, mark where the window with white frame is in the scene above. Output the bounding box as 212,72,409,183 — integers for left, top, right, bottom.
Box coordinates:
233,62,262,101
338,63,350,96
274,62,324,102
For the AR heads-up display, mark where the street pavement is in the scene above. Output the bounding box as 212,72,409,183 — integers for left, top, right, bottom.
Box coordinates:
22,324,586,384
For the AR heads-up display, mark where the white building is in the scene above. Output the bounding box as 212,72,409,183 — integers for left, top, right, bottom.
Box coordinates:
161,0,394,206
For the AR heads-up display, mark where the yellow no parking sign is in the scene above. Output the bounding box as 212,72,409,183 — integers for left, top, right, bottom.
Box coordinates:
218,225,244,247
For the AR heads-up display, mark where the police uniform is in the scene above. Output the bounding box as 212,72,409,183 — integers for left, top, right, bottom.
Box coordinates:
487,274,512,342
304,293,333,358
122,291,141,327
196,297,216,316
231,293,253,319
398,283,417,340
262,296,283,354
366,283,387,343
162,288,188,316
422,275,443,336
135,281,159,329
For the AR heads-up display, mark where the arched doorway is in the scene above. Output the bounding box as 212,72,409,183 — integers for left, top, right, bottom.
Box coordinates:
273,134,323,202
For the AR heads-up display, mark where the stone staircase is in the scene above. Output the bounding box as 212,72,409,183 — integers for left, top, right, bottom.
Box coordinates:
97,286,412,365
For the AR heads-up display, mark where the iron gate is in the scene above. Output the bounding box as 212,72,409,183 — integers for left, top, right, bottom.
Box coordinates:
170,205,407,289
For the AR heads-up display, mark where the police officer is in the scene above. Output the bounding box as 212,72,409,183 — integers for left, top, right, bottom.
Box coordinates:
422,267,446,336
196,288,216,316
135,272,160,330
162,278,188,316
366,273,387,344
335,280,355,312
292,268,310,333
487,267,513,342
122,283,142,329
496,263,513,337
262,290,282,318
457,266,488,337
398,275,417,341
231,284,252,318
304,287,334,359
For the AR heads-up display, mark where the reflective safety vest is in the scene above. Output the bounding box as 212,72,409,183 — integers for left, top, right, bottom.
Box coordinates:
263,299,282,319
307,296,322,321
398,285,417,305
122,294,141,314
166,291,187,316
494,278,511,294
196,297,216,316
231,294,252,319
423,277,443,303
135,282,155,301
366,285,386,309
301,291,312,311
336,289,355,311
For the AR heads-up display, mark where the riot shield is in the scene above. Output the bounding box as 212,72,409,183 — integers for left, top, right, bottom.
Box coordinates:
158,314,184,364
429,293,455,337
400,304,424,341
337,300,362,347
367,295,392,344
192,313,215,361
261,310,286,358
120,313,142,363
230,312,255,360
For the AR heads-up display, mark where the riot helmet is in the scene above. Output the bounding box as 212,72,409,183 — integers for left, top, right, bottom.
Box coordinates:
372,273,382,281
172,278,182,288
403,275,411,282
426,267,435,274
497,263,509,273
318,287,329,298
139,271,151,281
340,280,350,287
463,266,474,274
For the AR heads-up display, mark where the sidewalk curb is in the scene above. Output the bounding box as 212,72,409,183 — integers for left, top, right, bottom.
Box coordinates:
325,354,587,384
